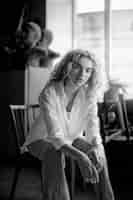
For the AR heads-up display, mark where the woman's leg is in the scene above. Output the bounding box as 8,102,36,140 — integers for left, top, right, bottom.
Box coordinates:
72,138,115,200
28,140,70,200
93,155,115,200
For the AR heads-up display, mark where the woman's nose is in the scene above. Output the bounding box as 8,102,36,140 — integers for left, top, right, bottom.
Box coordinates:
81,69,86,76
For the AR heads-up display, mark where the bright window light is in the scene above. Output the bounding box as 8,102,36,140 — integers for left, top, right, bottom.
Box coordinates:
76,0,104,13
75,0,133,99
112,0,133,10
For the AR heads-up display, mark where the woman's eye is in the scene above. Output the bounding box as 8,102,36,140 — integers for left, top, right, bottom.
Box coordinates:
86,68,92,73
72,63,80,70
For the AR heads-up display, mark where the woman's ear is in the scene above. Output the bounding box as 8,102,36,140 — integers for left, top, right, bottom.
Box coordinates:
64,62,72,79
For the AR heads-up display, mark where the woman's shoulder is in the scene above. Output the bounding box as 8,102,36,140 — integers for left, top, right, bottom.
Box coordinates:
45,80,59,90
40,80,62,97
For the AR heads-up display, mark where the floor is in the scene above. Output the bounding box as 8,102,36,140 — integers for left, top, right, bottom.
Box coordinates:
0,165,96,200
0,141,133,200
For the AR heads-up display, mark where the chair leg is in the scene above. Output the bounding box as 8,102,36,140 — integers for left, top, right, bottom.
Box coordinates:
71,159,75,200
8,166,21,200
39,168,44,198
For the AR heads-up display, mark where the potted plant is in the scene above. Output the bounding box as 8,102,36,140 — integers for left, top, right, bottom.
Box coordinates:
104,79,128,103
103,79,128,133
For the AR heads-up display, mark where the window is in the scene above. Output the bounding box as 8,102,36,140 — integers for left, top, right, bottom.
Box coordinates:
74,0,104,65
111,0,133,99
46,0,73,55
74,0,133,99
74,0,106,103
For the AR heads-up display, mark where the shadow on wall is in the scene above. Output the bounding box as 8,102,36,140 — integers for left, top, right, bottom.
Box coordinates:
0,71,25,160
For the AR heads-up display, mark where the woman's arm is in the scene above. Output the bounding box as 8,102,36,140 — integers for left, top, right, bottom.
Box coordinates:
61,143,99,183
85,101,105,171
61,143,87,160
39,85,67,149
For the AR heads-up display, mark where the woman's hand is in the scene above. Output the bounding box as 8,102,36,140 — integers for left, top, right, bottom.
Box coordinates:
87,144,105,173
78,152,99,184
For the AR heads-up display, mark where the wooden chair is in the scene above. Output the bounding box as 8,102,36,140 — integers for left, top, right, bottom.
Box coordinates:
9,104,42,200
118,94,132,141
9,104,76,200
99,93,132,144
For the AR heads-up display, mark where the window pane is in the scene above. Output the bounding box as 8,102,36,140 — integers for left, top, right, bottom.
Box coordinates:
111,8,133,99
75,0,104,63
74,1,105,102
76,0,104,13
112,0,133,10
46,0,73,54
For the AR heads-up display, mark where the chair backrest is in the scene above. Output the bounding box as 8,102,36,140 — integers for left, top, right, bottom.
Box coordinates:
118,94,131,140
99,93,131,144
9,104,40,152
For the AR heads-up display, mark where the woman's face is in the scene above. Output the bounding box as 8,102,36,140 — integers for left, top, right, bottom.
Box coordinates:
68,56,94,87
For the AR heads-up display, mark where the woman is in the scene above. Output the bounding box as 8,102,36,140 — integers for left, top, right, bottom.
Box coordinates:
23,49,114,200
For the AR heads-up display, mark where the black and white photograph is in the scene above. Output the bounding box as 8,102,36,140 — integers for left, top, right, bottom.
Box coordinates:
0,0,133,200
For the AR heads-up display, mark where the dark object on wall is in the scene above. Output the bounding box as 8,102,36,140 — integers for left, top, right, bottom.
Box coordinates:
0,44,30,71
0,1,24,36
0,0,46,36
0,0,46,71
27,47,60,68
24,0,46,29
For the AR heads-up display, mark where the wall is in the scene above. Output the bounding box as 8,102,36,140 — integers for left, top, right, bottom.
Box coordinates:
0,0,47,159
0,0,24,36
27,67,51,104
0,70,25,159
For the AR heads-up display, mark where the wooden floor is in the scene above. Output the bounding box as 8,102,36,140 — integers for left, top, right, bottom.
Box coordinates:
0,140,133,200
0,164,130,200
0,166,96,200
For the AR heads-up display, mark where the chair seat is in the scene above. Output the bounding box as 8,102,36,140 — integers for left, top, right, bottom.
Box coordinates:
17,152,41,168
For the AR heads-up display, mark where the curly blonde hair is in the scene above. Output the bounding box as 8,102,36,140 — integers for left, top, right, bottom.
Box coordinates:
49,49,107,98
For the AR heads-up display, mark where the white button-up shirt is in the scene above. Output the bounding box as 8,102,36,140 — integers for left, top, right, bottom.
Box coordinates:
23,81,102,150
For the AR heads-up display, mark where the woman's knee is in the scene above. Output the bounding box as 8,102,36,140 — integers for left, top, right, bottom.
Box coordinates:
27,140,55,160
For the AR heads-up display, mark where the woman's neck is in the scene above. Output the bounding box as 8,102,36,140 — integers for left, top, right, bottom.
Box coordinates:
64,79,79,102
